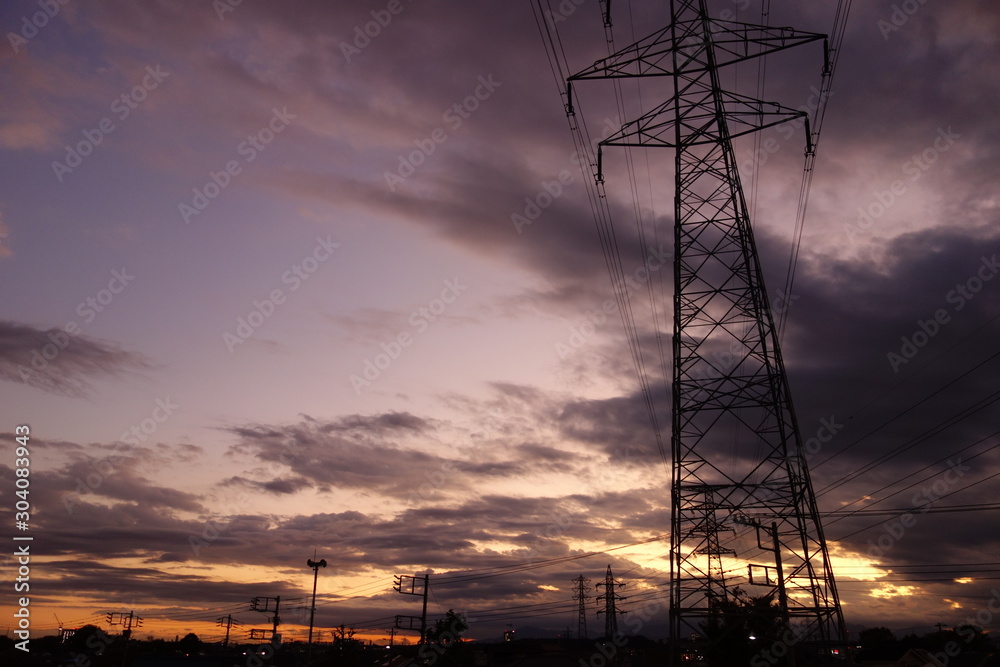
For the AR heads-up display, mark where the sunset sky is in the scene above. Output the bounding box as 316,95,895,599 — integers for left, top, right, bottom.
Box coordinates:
2,0,1000,647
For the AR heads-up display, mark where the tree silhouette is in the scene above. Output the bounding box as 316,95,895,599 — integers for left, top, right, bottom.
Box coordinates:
177,632,201,654
858,626,895,645
426,609,468,647
65,624,114,657
700,588,784,666
421,610,471,667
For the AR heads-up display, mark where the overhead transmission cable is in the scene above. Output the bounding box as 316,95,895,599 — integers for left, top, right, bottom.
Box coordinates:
777,0,853,340
813,346,1000,475
532,0,670,475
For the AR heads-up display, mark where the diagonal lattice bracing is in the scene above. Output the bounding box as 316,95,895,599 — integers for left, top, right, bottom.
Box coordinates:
569,1,847,664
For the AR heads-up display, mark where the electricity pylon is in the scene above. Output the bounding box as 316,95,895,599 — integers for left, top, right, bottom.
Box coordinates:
567,1,848,664
595,565,626,640
572,574,591,639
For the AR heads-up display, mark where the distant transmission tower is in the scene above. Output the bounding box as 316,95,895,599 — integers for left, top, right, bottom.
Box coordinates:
565,0,848,664
595,565,626,640
572,574,591,639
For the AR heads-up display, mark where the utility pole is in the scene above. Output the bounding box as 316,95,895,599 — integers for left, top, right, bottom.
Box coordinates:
393,573,430,644
217,615,242,648
250,595,281,644
106,610,142,639
421,574,429,643
595,565,626,640
572,575,591,640
306,556,327,664
565,1,848,663
106,611,142,667
738,515,794,667
273,596,280,642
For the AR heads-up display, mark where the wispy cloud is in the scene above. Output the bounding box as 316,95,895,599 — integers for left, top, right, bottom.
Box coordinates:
0,321,152,396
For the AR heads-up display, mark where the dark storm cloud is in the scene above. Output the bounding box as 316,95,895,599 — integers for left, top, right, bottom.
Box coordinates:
0,320,152,396
31,559,302,609
557,393,663,460
0,437,204,514
756,225,1000,582
221,474,314,495
516,442,575,466
5,0,996,637
0,430,670,638
180,3,673,316
322,411,431,434
267,152,636,313
224,411,553,498
517,205,1000,595
9,495,209,560
26,471,659,575
225,413,448,496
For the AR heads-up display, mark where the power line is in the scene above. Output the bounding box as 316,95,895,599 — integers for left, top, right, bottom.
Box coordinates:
777,0,854,340
823,501,1000,519
430,534,667,585
813,347,1000,477
833,468,1000,543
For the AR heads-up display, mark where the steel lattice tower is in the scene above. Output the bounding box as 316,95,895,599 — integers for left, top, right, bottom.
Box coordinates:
572,574,591,639
568,1,848,664
595,565,627,640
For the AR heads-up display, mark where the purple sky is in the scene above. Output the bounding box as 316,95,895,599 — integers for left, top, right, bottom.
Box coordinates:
2,0,1000,645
